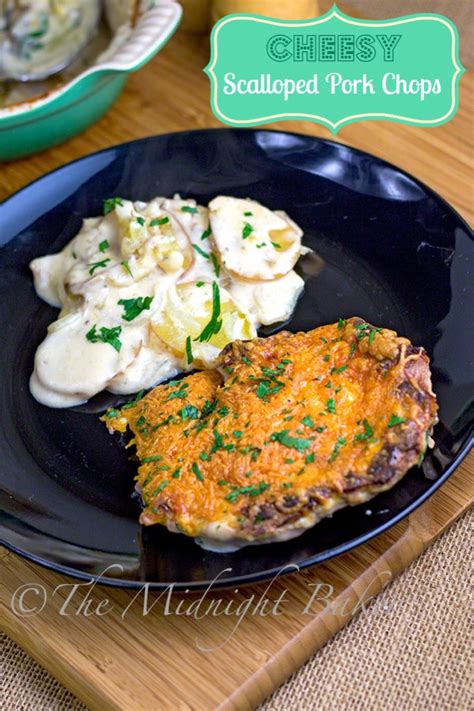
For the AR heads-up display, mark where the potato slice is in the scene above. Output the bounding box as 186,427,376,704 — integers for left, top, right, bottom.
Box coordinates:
151,282,256,367
107,337,181,395
209,196,302,280
114,200,193,277
229,270,304,325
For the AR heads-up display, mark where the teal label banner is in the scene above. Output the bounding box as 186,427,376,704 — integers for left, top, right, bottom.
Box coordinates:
204,5,464,133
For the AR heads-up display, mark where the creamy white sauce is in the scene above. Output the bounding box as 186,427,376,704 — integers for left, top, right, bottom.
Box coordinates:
1,1,101,81
0,1,130,110
30,195,307,408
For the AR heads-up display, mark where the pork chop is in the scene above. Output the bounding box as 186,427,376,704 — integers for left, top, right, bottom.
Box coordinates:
103,317,438,551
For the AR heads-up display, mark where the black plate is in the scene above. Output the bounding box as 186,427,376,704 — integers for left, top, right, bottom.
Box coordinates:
0,129,472,590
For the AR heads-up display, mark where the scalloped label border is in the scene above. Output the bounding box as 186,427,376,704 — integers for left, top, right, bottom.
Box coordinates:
204,5,465,134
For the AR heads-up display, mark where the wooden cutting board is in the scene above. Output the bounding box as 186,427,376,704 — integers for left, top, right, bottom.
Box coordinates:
1,454,472,710
1,3,473,708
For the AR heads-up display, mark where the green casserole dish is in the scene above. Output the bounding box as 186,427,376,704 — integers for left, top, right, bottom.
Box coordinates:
0,1,182,161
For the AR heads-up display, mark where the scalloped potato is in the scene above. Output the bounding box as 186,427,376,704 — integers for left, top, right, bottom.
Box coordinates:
209,196,303,280
151,282,257,367
29,195,307,408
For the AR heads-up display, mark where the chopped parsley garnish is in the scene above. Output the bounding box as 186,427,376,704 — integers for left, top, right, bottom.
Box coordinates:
233,430,243,439
225,481,269,503
151,415,173,431
181,205,199,214
328,436,347,463
141,455,162,463
106,408,119,419
250,447,261,462
199,452,210,461
192,243,209,259
417,432,429,467
270,430,312,452
242,222,253,239
150,216,169,227
201,400,217,417
196,281,205,287
103,197,123,215
171,468,181,478
242,355,252,366
86,324,122,352
121,260,133,278
195,282,223,342
250,361,289,401
218,405,229,416
201,226,212,240
256,242,266,249
28,13,48,38
122,389,145,409
166,382,189,400
301,416,315,428
261,361,288,378
326,398,336,414
316,426,327,433
211,252,220,277
354,322,382,343
256,380,284,400
244,211,253,216
88,258,110,275
388,414,407,428
305,452,315,464
118,296,153,322
179,404,199,421
185,335,193,365
192,462,204,481
211,429,234,453
337,318,346,330
271,241,281,249
98,240,109,253
136,216,145,226
354,419,375,442
153,481,168,495
331,365,348,375
323,354,330,362
282,482,293,489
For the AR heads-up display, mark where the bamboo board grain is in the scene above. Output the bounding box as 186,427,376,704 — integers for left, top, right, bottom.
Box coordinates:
0,9,473,710
1,454,472,711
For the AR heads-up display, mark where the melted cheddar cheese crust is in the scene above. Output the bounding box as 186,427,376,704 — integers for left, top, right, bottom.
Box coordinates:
103,318,438,550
